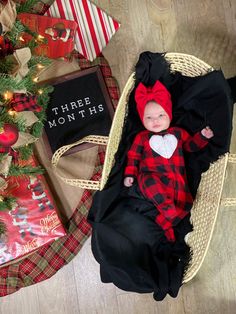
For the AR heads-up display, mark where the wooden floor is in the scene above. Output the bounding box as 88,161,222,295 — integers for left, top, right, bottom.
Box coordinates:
1,0,236,313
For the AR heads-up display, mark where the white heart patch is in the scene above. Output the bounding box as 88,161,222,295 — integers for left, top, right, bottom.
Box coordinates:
149,134,178,159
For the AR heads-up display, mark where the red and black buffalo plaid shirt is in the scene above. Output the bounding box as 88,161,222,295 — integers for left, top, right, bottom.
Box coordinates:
124,127,209,241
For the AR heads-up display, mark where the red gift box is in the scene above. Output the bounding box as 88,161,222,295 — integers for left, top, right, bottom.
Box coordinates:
45,0,120,61
17,13,78,59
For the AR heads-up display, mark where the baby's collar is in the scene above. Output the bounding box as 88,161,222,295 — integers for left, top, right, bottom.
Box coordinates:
150,128,169,135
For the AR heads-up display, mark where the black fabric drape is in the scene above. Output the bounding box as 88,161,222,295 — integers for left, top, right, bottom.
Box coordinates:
227,76,236,103
88,52,234,301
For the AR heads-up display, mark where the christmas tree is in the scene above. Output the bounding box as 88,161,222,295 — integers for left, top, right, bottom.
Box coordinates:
0,0,53,234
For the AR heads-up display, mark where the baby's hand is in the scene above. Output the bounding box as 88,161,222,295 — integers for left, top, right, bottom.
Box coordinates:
201,126,214,139
124,177,134,187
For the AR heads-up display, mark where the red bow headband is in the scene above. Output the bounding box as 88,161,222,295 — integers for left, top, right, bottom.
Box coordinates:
134,80,172,122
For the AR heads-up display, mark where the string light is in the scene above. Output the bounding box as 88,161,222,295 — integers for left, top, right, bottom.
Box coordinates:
37,63,44,69
37,35,45,42
19,36,25,42
33,77,39,83
8,109,16,117
3,91,13,101
38,89,43,95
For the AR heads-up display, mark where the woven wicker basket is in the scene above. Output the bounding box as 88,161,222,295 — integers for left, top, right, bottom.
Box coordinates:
51,52,231,283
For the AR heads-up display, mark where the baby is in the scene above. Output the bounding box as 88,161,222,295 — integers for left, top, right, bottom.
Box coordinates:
124,80,214,242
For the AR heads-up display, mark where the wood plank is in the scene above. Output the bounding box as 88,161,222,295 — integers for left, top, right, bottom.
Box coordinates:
0,284,40,314
72,238,120,314
35,261,80,314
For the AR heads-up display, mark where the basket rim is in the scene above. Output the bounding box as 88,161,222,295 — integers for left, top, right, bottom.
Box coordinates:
164,52,213,70
101,52,225,284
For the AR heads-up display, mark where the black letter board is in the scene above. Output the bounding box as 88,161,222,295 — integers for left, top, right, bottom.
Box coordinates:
43,66,114,156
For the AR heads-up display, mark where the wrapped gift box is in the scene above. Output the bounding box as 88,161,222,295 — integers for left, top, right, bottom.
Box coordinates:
45,0,121,61
17,13,78,59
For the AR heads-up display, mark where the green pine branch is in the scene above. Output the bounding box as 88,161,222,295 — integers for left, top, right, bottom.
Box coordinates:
6,19,40,49
28,56,52,70
5,20,35,46
31,120,44,138
0,74,26,94
0,197,17,212
16,0,39,14
8,164,44,177
0,57,15,74
0,107,27,132
6,20,27,46
0,221,7,236
17,145,34,160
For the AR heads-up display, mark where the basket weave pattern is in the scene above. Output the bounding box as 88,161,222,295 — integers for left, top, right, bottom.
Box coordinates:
183,154,228,282
52,135,108,190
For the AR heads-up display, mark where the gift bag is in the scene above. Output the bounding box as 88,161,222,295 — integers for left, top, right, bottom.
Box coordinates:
0,156,66,267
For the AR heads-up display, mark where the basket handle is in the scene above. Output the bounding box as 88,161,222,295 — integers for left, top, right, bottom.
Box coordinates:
51,135,109,190
221,153,236,207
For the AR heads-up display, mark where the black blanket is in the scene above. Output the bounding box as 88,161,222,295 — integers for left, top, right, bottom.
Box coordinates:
88,52,234,301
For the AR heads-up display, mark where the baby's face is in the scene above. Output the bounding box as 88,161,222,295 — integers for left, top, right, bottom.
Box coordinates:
143,101,170,133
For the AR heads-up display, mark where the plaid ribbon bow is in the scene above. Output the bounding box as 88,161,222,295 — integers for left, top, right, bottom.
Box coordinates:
10,93,42,112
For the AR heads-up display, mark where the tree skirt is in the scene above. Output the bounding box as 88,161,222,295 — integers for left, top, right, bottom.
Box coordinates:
0,54,120,297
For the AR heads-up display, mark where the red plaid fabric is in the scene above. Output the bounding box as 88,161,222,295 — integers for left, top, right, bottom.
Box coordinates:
124,127,208,242
0,53,120,297
10,93,42,112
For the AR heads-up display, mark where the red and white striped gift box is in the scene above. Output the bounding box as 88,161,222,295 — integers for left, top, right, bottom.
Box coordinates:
45,0,120,61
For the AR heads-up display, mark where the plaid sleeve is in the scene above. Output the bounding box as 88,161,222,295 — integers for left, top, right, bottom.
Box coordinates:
124,133,144,177
182,129,209,152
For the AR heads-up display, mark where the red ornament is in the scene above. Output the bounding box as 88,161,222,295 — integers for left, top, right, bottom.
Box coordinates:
0,35,5,52
0,123,19,147
0,37,14,57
